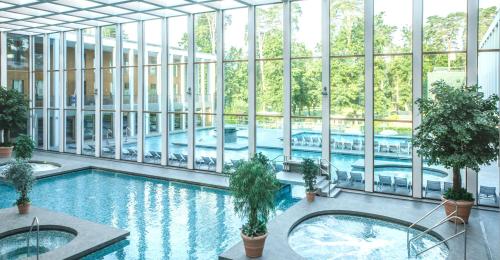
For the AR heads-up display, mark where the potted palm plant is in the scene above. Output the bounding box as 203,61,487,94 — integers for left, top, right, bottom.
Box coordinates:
0,87,29,158
413,81,499,223
229,154,280,258
2,160,36,214
302,158,317,202
14,134,35,160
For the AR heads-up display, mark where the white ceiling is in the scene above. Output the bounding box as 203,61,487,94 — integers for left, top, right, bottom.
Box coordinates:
0,0,281,35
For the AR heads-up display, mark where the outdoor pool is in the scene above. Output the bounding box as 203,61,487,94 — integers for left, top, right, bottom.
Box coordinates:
0,169,300,259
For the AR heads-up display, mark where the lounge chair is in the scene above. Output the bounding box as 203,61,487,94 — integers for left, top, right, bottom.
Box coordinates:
378,175,392,190
336,170,349,185
374,141,380,152
425,180,442,196
304,136,313,146
335,141,343,150
444,182,453,192
379,143,388,153
400,142,410,154
394,177,409,192
350,172,364,184
210,157,217,168
153,151,162,161
297,136,305,146
343,141,352,150
173,153,187,166
389,144,399,153
352,140,361,150
479,186,497,203
202,156,215,170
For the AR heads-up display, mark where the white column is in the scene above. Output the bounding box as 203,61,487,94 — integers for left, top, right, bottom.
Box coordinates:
187,15,195,169
43,34,48,150
412,0,423,198
115,24,122,160
283,0,292,160
466,0,479,202
137,21,144,162
161,18,169,166
28,36,34,137
0,32,6,87
95,27,102,157
59,33,64,153
216,10,224,172
248,6,256,158
321,0,331,164
364,0,374,192
76,30,82,155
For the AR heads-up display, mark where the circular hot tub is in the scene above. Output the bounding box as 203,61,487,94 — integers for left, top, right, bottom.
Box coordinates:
0,229,75,259
288,214,449,259
0,161,60,173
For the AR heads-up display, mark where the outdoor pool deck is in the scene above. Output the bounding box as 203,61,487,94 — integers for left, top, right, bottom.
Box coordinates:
220,191,500,260
0,206,129,260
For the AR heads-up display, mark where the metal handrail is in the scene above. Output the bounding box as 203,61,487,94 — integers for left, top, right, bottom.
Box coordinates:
318,159,341,197
411,215,466,260
27,216,40,260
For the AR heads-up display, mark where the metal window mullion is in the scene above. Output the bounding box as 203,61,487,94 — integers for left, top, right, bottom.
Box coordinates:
59,33,64,153
248,6,256,158
115,24,122,160
364,0,374,192
161,18,169,166
0,32,6,87
466,0,479,202
216,11,224,172
321,0,331,163
283,0,292,160
43,34,48,150
187,15,195,169
137,21,144,163
95,27,102,158
76,30,82,155
28,36,33,137
412,0,423,198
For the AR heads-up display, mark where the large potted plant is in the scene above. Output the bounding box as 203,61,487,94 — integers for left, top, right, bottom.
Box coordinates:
413,81,499,223
2,160,36,214
302,158,317,202
229,154,280,258
14,134,35,160
0,87,29,158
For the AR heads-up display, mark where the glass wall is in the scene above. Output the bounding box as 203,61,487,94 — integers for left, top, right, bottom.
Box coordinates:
330,0,365,190
223,8,249,165
32,35,43,148
64,31,77,153
422,0,467,198
101,25,117,158
48,33,61,151
82,28,96,156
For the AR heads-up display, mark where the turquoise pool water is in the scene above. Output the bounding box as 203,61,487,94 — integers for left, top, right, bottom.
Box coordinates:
0,169,300,259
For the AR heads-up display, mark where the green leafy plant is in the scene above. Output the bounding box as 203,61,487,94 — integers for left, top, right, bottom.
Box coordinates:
413,81,500,201
301,158,318,192
0,87,29,146
2,160,35,206
14,134,35,160
229,154,280,237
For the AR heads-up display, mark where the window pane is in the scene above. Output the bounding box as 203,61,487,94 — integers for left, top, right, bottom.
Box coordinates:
48,110,60,151
144,19,162,65
144,113,162,164
65,110,76,153
195,114,217,170
82,111,95,156
49,71,60,108
195,12,217,62
374,0,412,54
256,4,283,59
479,51,500,97
223,115,248,163
168,64,188,112
7,33,29,70
101,112,115,158
224,8,248,61
291,117,322,161
102,25,116,67
330,0,364,56
83,69,95,108
168,113,188,168
292,0,322,57
479,161,499,207
224,61,248,114
291,58,322,117
49,33,60,71
144,66,161,111
122,112,138,161
423,0,467,52
256,115,283,159
256,60,283,114
122,23,138,66
195,63,216,113
102,68,116,108
423,53,466,95
34,35,43,71
83,28,96,68
34,109,43,149
34,72,43,107
331,57,364,118
66,70,76,108
122,67,138,110
169,16,188,55
65,31,76,69
7,70,29,95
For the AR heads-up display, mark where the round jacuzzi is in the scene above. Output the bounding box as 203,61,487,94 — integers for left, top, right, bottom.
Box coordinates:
0,161,60,173
0,230,75,259
288,214,449,260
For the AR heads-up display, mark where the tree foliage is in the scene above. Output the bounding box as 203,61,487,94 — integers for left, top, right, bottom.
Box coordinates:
2,160,35,205
0,87,29,145
14,134,35,160
301,158,318,192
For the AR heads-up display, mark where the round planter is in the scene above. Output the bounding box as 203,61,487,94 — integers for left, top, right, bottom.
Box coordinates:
443,198,473,224
306,192,315,202
0,146,13,158
241,232,268,258
17,202,31,215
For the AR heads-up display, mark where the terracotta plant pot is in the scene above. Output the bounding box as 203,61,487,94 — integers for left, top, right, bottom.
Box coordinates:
0,146,13,158
241,232,268,258
17,203,31,214
443,198,473,224
306,191,315,202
